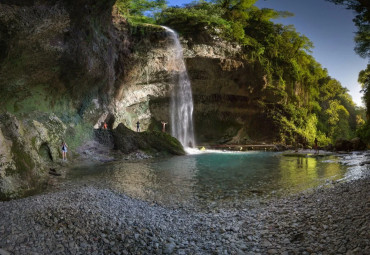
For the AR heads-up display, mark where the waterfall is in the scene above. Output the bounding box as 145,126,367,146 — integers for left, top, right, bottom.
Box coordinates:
163,26,195,148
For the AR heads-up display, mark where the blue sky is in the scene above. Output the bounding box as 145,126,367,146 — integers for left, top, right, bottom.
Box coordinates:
166,0,369,106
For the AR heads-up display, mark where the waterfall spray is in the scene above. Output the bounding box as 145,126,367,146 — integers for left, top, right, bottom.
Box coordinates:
163,26,195,148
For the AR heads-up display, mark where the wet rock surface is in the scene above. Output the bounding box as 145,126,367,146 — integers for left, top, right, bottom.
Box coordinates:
0,112,67,199
113,123,185,156
0,176,369,254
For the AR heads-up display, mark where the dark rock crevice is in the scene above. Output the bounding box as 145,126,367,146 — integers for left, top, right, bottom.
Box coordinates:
39,143,53,163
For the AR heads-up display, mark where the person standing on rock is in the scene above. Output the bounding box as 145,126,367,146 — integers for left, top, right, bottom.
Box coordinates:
161,121,168,132
136,121,140,132
61,141,68,161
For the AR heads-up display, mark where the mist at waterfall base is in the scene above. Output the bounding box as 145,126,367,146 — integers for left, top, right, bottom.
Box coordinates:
163,26,196,149
66,152,368,208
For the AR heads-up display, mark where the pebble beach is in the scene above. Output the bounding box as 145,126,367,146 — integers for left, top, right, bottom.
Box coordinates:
0,175,369,255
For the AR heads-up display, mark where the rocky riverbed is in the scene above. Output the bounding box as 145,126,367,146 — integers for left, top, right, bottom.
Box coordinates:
0,174,369,255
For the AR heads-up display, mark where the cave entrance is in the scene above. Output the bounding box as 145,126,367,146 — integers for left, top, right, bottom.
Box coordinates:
39,143,53,162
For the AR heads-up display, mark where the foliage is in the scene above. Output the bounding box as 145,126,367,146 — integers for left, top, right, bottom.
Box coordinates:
359,64,370,117
157,2,231,38
357,121,370,143
325,1,369,145
116,0,167,24
326,0,370,58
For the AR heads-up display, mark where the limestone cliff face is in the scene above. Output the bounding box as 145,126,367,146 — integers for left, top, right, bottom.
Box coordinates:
0,0,277,198
112,26,173,132
0,113,66,199
183,40,273,144
118,31,276,144
0,0,124,198
0,0,182,198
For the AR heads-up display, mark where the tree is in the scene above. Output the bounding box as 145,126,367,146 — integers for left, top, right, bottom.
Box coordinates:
326,0,370,58
359,64,370,117
116,0,167,23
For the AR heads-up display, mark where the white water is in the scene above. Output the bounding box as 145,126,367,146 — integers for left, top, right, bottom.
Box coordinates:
163,26,196,148
184,147,260,155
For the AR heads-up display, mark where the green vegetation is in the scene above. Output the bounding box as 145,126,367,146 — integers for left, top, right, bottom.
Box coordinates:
115,0,366,146
326,1,369,143
116,0,167,24
326,0,369,58
357,64,370,142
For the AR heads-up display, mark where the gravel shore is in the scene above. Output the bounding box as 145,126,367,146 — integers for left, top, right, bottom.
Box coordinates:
0,177,369,255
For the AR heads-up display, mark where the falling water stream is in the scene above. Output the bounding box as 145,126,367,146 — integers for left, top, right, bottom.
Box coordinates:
163,26,195,148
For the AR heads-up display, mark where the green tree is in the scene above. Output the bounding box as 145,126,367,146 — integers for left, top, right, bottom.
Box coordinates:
325,100,350,139
327,0,370,58
116,0,167,23
359,64,370,117
157,2,229,37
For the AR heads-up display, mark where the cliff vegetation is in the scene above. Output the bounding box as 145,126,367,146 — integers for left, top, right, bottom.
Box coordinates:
116,0,366,146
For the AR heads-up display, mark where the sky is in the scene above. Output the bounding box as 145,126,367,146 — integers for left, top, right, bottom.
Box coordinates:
166,0,369,106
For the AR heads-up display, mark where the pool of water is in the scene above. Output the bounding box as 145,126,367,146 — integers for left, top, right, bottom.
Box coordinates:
65,151,369,208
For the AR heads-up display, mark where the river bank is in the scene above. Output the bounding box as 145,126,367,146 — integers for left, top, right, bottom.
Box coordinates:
0,173,369,254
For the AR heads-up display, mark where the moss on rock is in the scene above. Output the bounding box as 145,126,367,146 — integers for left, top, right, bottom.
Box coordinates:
113,123,185,155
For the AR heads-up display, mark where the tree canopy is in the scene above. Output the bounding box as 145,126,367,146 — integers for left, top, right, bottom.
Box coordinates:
326,0,370,58
116,0,167,23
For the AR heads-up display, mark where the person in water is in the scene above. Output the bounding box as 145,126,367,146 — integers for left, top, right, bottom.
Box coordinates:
161,121,167,132
136,121,140,132
61,141,68,161
103,122,107,129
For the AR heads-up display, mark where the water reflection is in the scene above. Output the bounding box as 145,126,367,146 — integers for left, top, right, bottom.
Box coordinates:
109,162,155,200
66,152,367,207
278,156,345,194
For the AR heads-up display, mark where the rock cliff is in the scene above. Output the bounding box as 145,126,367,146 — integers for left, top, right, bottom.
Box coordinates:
0,0,278,198
0,0,130,198
121,28,276,144
0,0,173,198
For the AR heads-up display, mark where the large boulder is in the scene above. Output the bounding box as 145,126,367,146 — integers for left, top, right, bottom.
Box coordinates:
0,112,67,199
113,123,185,155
